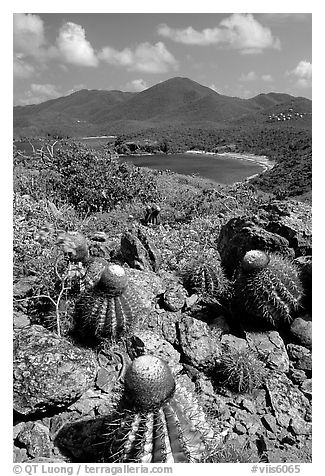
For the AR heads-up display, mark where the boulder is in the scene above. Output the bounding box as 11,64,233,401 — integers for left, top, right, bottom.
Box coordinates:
13,311,31,329
287,344,312,373
127,330,182,374
245,331,289,373
177,316,222,371
14,325,98,415
221,334,248,352
15,422,52,459
126,268,165,312
162,283,188,312
266,372,311,430
259,200,312,257
217,217,293,277
294,256,312,312
13,276,38,298
121,229,161,272
290,317,312,349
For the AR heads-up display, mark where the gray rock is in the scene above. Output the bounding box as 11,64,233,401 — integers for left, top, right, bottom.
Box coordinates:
217,217,293,277
287,344,312,372
127,330,182,374
162,284,187,312
261,200,312,257
266,372,311,430
126,268,165,312
13,447,28,463
300,379,312,397
261,414,278,433
15,422,52,458
177,316,222,371
221,334,248,352
294,256,312,312
13,311,31,329
290,318,312,349
121,229,161,272
210,315,231,337
290,369,307,385
289,416,312,435
13,276,38,298
14,325,98,415
245,331,289,372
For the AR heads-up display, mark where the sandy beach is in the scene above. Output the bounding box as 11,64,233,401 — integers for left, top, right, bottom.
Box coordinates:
185,149,275,175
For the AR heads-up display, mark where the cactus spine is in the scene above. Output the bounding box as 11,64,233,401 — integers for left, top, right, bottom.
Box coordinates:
103,355,214,463
74,263,140,343
234,250,303,328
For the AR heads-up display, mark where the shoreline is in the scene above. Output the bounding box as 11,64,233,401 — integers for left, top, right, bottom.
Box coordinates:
185,149,275,173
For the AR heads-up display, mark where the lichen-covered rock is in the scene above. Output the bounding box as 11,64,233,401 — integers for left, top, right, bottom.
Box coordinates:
287,344,312,373
120,229,161,272
265,372,311,430
217,217,293,277
13,276,38,298
177,316,222,371
290,317,312,349
125,267,165,311
14,325,98,415
13,311,31,329
162,283,187,312
259,200,312,257
127,331,182,374
245,331,289,373
15,422,52,458
221,334,248,352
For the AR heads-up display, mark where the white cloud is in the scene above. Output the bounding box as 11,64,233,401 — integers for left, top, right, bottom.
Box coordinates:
99,41,178,73
288,60,312,88
261,74,273,82
158,14,280,54
56,22,98,67
240,71,258,81
240,72,274,82
13,13,46,56
124,79,148,92
16,83,62,105
13,54,36,78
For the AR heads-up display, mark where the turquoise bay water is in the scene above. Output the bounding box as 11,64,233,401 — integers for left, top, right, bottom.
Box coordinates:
119,153,264,185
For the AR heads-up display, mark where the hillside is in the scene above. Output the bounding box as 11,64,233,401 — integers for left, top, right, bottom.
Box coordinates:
13,77,312,138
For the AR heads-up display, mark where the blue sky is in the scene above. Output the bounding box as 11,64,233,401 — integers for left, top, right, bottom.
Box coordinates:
13,11,312,105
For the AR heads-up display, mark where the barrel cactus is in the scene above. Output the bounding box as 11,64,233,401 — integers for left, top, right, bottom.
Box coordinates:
74,263,141,343
233,250,303,329
215,348,266,394
102,355,215,463
181,256,230,301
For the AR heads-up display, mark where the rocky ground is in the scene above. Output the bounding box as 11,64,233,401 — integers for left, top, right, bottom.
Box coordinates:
13,198,312,464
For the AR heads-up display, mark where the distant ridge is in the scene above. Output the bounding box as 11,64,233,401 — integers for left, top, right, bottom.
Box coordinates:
13,77,312,137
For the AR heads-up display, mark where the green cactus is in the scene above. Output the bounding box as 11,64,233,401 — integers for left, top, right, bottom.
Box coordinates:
102,355,215,463
74,263,140,343
181,256,230,301
215,348,266,394
234,250,303,328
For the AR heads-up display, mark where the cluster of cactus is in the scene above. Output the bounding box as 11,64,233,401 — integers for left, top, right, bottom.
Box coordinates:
102,355,215,463
74,263,141,344
233,250,303,329
143,204,161,225
215,348,266,394
181,256,230,301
